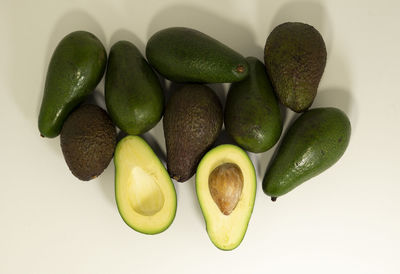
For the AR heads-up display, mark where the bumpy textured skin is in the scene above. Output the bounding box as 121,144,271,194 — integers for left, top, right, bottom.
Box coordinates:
225,57,282,153
264,22,327,112
39,31,107,137
60,104,116,181
163,84,223,182
105,41,163,135
146,27,249,83
262,107,351,198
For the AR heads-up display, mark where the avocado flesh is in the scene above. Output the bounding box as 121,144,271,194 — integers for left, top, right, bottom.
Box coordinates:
115,136,177,234
262,107,351,199
196,144,256,250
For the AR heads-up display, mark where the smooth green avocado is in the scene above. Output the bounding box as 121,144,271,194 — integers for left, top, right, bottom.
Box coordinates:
225,57,282,153
163,84,223,182
39,31,107,138
146,27,249,83
264,22,327,112
262,107,351,200
60,104,116,181
196,144,256,250
115,136,177,234
105,41,164,135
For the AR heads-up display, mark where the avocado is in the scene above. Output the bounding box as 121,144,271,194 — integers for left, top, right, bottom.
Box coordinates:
225,57,282,153
196,144,256,250
264,22,327,112
60,104,116,181
105,41,164,135
39,31,107,138
163,84,223,182
114,135,177,234
262,107,351,200
146,27,249,83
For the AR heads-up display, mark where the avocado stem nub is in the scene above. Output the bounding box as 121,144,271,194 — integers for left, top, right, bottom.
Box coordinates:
40,134,44,138
271,197,277,202
236,65,245,73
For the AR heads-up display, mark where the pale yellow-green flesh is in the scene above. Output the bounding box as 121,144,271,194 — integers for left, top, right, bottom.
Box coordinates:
115,136,177,234
196,144,256,250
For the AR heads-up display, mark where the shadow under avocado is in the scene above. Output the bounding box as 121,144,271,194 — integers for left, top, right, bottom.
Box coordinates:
207,83,229,109
213,129,238,147
147,4,262,58
141,131,166,164
84,89,107,109
186,176,205,226
96,159,117,207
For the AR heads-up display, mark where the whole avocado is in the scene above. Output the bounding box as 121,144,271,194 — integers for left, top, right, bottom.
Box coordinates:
264,22,327,112
262,107,351,200
225,57,282,153
38,31,107,138
163,84,223,182
105,41,164,135
146,27,249,83
60,104,116,181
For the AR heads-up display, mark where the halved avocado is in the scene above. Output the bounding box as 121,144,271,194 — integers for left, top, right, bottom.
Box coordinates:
196,144,256,250
115,136,177,234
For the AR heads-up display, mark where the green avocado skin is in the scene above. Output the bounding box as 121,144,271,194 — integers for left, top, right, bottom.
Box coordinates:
262,107,351,198
105,41,164,135
225,57,282,153
146,27,249,83
38,31,107,138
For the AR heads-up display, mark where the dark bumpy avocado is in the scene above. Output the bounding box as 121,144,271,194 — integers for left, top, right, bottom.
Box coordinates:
146,27,249,83
163,84,223,182
105,41,164,135
225,57,282,153
39,31,107,138
60,104,116,181
262,107,351,200
264,22,327,112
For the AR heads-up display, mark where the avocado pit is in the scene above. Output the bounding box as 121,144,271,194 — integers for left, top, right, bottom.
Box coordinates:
208,163,244,215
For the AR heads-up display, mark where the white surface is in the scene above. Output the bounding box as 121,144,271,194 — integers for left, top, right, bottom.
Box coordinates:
1,0,400,273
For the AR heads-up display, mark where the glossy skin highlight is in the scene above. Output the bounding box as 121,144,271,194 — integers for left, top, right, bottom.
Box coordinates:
38,31,106,138
225,57,282,153
262,107,351,199
105,41,163,135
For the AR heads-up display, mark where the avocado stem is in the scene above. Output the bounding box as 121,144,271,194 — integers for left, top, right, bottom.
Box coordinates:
40,134,44,138
236,65,245,73
271,197,277,202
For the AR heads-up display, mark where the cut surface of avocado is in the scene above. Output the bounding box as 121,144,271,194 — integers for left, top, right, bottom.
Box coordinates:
196,144,256,250
115,136,177,234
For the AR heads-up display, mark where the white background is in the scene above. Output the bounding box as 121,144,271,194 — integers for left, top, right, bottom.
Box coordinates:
1,0,399,273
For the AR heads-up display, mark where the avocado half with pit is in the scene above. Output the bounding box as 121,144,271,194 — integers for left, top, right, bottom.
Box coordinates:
196,144,256,250
115,136,177,234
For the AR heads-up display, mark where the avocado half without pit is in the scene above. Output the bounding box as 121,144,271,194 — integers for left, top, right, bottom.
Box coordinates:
196,144,256,250
114,136,177,234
